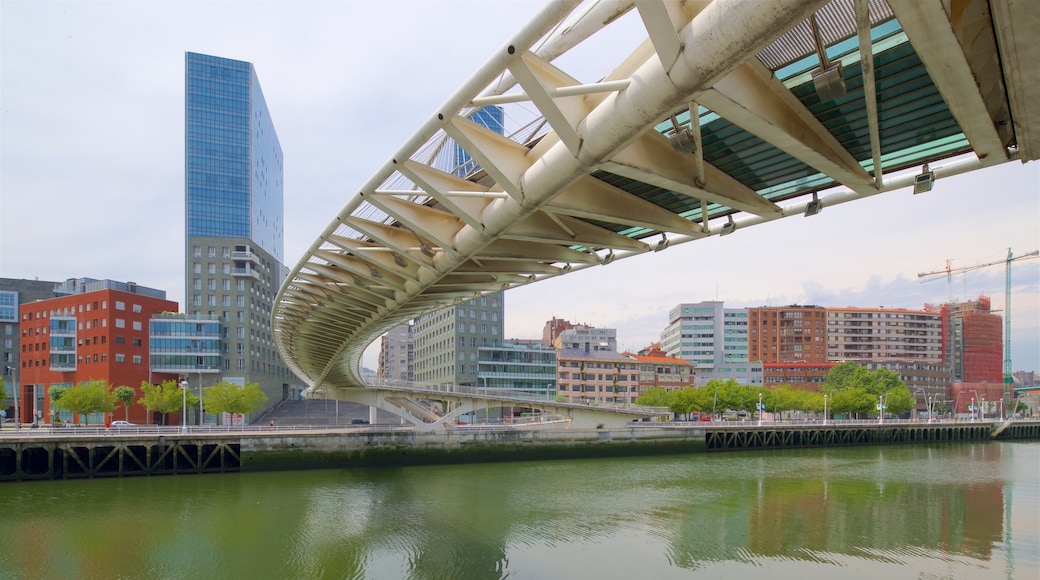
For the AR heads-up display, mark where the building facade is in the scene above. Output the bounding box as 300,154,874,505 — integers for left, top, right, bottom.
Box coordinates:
555,349,639,406
16,280,179,425
762,361,838,389
554,324,617,353
412,292,504,387
477,340,556,399
629,347,695,393
934,297,1003,383
661,301,759,386
1,278,59,420
185,52,297,410
826,307,943,363
377,322,413,383
149,313,222,424
857,359,953,415
748,305,828,363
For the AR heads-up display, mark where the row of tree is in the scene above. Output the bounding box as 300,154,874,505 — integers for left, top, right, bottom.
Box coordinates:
635,362,916,421
47,379,267,426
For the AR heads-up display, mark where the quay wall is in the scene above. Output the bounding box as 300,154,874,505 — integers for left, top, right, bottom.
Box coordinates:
1,421,1038,482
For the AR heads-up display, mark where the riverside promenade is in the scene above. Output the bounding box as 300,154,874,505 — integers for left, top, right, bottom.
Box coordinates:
2,419,1038,482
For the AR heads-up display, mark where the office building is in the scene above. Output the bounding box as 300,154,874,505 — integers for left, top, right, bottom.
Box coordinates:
661,301,760,386
185,52,297,410
477,340,556,399
412,292,504,387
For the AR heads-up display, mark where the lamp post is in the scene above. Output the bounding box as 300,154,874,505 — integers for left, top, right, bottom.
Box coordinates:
179,379,189,434
198,371,203,427
757,392,763,426
878,394,885,424
712,385,719,419
5,365,19,430
823,394,828,425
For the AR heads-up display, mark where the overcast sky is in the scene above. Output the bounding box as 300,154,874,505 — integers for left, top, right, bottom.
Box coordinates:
2,1,1038,374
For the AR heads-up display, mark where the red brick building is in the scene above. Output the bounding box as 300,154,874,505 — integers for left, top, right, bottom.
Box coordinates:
17,280,178,425
748,305,828,364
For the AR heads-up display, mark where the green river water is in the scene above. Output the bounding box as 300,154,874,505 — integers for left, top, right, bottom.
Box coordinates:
0,441,1036,579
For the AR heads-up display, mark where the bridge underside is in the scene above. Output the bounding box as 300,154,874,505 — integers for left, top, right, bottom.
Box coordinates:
274,0,1040,392
313,387,662,431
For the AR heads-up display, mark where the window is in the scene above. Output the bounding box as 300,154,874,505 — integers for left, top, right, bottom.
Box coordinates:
132,338,142,347
208,279,217,291
132,355,142,364
115,319,126,329
115,301,126,311
115,354,125,363
132,321,142,331
194,263,202,274
193,278,202,290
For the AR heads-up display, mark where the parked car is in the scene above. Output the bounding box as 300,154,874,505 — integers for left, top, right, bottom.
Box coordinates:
350,418,370,425
111,421,136,428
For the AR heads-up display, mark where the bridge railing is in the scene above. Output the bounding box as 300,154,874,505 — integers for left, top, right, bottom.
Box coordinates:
366,379,670,415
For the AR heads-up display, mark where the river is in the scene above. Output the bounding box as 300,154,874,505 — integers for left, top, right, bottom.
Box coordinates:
0,441,1036,579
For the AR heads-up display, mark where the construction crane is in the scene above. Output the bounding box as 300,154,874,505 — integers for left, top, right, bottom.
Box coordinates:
918,249,1039,391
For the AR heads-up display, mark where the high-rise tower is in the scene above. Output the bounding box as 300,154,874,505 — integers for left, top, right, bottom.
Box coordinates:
184,52,295,411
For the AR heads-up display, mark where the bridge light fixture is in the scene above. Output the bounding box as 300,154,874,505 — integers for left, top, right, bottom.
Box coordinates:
913,163,934,194
720,216,737,236
655,236,670,251
419,241,437,258
393,253,408,268
804,192,823,217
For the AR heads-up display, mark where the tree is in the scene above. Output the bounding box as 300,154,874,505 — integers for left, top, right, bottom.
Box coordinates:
114,386,135,421
138,380,196,426
51,380,117,425
49,385,70,424
203,380,268,425
666,388,698,420
823,362,912,418
636,386,669,407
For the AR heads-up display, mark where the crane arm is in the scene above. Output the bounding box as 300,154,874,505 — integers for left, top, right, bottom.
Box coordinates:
918,251,1038,280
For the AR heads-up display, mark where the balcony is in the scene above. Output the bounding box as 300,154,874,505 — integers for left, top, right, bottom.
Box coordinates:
231,265,261,280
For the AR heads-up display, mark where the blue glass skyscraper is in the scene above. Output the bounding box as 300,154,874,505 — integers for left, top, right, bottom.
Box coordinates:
185,52,297,414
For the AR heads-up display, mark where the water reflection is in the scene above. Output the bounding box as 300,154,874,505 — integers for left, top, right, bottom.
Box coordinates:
0,442,1035,579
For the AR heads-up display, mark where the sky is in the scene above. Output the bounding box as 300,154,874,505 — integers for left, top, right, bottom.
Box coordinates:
2,1,1038,374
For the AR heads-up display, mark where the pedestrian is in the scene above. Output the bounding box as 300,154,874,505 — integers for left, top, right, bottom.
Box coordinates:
269,420,275,432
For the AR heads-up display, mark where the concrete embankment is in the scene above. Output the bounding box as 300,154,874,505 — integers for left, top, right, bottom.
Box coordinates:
2,421,1038,482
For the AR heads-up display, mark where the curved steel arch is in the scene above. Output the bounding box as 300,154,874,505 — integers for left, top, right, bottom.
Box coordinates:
274,0,1038,390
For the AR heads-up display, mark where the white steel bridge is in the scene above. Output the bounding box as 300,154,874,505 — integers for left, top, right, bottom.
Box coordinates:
272,0,1039,428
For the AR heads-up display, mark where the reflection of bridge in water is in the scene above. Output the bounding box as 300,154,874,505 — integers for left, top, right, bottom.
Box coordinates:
308,381,670,431
274,0,1040,419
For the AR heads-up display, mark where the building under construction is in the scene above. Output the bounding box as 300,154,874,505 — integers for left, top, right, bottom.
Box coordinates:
928,297,1003,384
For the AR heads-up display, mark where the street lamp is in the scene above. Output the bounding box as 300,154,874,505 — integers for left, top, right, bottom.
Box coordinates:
823,393,828,425
179,379,189,434
878,394,885,424
757,392,763,426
